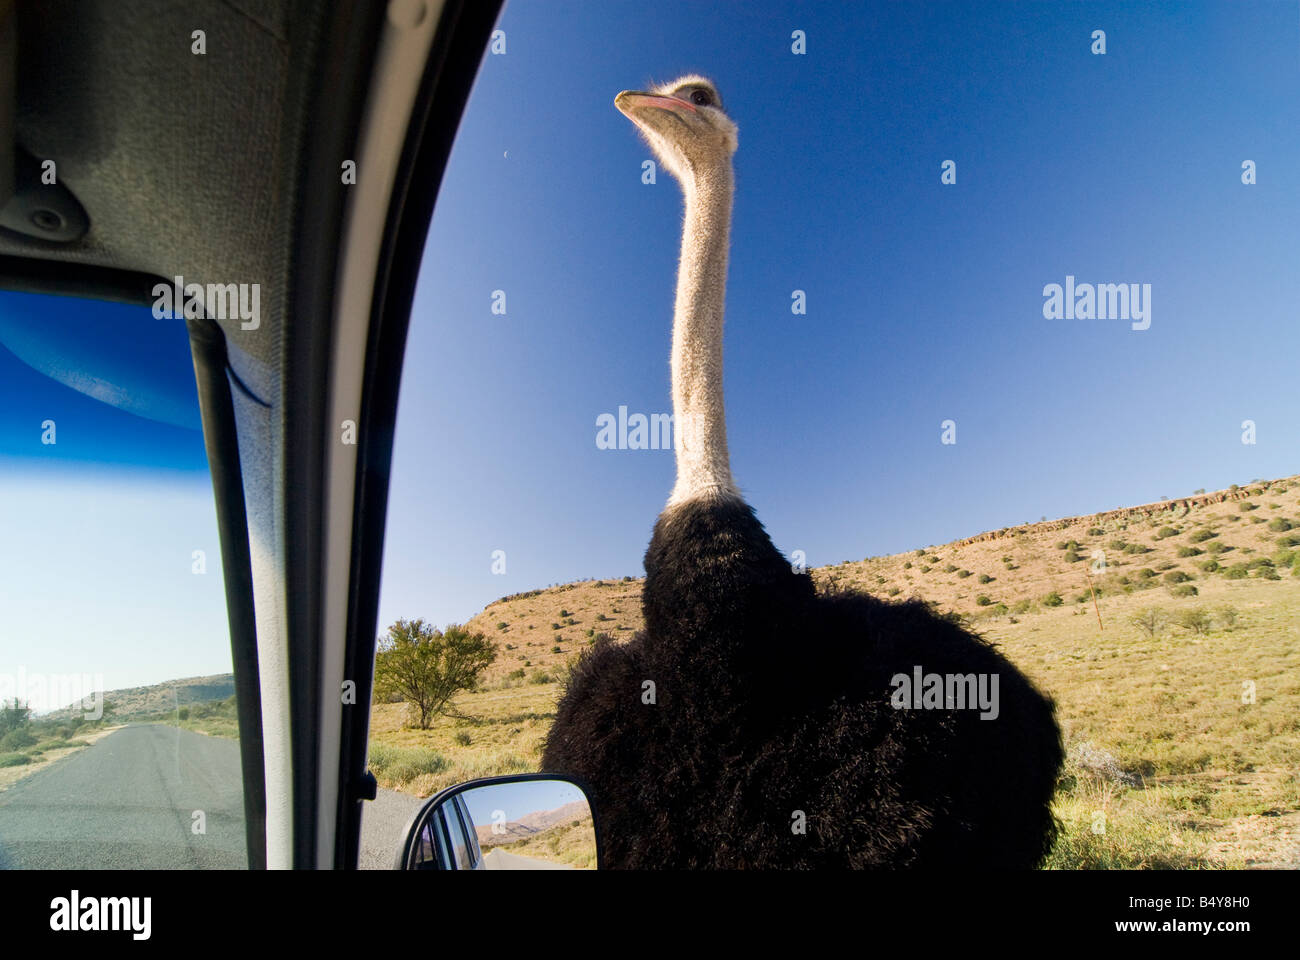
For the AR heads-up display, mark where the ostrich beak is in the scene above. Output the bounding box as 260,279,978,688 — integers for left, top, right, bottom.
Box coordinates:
615,90,696,119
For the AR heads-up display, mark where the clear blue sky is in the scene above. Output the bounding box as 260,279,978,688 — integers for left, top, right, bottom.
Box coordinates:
378,0,1300,634
2,2,1296,707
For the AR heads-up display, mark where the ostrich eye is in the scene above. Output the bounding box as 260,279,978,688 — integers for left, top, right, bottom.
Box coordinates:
689,88,713,107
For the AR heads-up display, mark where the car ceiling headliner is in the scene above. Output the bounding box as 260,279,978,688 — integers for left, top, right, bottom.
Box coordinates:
1,0,314,372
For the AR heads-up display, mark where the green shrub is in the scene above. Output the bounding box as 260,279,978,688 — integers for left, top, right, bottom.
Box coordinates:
1042,592,1064,607
1169,584,1198,597
551,645,562,654
506,668,525,681
1163,570,1192,584
1239,502,1256,512
1088,527,1105,536
956,569,972,579
1176,607,1212,635
1189,529,1217,542
454,731,472,746
1109,539,1127,551
496,621,509,630
0,728,36,751
1129,608,1167,638
887,587,901,596
1155,526,1179,539
1199,560,1220,573
944,564,958,573
1216,606,1238,629
978,573,993,584
903,561,912,569
530,671,555,684
0,752,32,767
1176,546,1202,558
990,603,1009,615
975,595,992,606
1267,518,1294,532
367,743,447,783
1224,563,1249,580
1135,568,1158,580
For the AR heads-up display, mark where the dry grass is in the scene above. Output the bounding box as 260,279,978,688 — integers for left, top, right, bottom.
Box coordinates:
368,684,556,797
370,476,1300,868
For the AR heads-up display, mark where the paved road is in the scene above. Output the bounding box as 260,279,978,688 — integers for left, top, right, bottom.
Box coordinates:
0,724,246,869
358,786,424,869
482,848,574,870
0,724,428,869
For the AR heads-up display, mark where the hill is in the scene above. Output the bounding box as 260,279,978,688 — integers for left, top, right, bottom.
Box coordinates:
372,474,1300,869
41,673,235,723
475,799,590,846
462,475,1300,684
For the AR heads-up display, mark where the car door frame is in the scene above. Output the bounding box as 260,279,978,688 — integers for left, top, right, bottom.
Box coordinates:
301,0,504,869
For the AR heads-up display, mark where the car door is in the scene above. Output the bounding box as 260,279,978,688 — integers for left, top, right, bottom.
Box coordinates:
0,0,503,869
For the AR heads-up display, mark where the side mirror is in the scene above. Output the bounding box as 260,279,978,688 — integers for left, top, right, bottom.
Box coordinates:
395,774,599,870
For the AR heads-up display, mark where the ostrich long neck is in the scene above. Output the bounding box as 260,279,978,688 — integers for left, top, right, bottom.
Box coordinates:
668,161,738,506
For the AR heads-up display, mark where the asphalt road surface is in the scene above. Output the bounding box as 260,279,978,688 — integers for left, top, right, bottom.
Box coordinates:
0,724,429,870
358,785,424,869
482,848,574,870
0,724,246,869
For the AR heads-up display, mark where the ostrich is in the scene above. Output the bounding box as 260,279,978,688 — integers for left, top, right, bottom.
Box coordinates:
542,76,1064,868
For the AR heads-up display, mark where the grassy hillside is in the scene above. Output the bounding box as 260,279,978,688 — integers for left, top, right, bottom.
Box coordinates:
479,810,598,869
372,475,1300,869
40,673,235,724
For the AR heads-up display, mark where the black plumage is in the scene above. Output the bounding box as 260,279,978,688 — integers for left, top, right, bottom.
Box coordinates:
543,495,1064,868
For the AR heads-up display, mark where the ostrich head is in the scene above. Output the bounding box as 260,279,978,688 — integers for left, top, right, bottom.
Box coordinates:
615,75,737,182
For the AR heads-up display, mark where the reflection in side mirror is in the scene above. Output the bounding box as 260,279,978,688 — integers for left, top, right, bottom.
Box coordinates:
396,774,598,870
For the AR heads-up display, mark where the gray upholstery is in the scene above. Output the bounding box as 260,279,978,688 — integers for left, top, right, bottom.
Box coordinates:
3,0,298,370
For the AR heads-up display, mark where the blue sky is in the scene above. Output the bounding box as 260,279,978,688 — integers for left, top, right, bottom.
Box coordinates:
0,296,222,712
378,0,1300,633
1,1,1296,705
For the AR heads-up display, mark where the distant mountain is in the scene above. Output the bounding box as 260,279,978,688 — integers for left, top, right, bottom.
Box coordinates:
41,673,234,721
475,799,591,846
